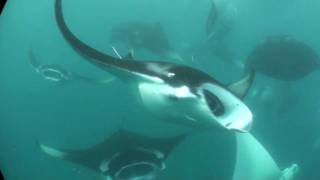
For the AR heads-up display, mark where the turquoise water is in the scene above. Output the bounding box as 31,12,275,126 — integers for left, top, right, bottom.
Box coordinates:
1,0,320,179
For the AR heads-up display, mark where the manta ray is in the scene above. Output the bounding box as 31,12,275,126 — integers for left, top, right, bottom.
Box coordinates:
246,35,320,81
38,128,299,180
54,0,254,132
233,133,299,180
38,129,188,180
109,22,183,61
206,0,237,41
205,0,238,62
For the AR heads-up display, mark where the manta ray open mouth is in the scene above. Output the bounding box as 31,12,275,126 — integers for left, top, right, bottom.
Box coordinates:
108,148,164,180
203,89,225,116
114,162,159,180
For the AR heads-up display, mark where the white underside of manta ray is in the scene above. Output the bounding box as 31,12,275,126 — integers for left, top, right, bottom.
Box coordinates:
233,133,299,180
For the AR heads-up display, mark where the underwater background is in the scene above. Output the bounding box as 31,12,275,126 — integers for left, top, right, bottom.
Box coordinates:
1,0,320,179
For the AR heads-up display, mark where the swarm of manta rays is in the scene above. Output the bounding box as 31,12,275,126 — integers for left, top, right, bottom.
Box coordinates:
34,0,320,180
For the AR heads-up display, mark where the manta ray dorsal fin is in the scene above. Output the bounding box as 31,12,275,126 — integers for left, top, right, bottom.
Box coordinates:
228,70,255,99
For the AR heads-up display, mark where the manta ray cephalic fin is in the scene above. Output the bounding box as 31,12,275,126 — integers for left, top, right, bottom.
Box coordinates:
228,70,255,99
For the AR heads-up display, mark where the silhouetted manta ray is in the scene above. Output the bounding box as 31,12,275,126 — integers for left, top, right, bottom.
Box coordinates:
55,0,255,132
206,0,218,41
39,129,188,180
109,22,183,61
205,0,237,63
246,35,320,81
206,0,237,41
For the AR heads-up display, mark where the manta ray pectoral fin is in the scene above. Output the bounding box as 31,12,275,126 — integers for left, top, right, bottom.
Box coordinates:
232,133,281,180
39,143,69,159
55,0,148,83
38,141,103,171
228,70,255,98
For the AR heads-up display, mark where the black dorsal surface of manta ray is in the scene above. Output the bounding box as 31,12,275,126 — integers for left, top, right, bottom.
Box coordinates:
246,35,320,81
29,49,114,84
39,129,188,180
54,0,255,133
